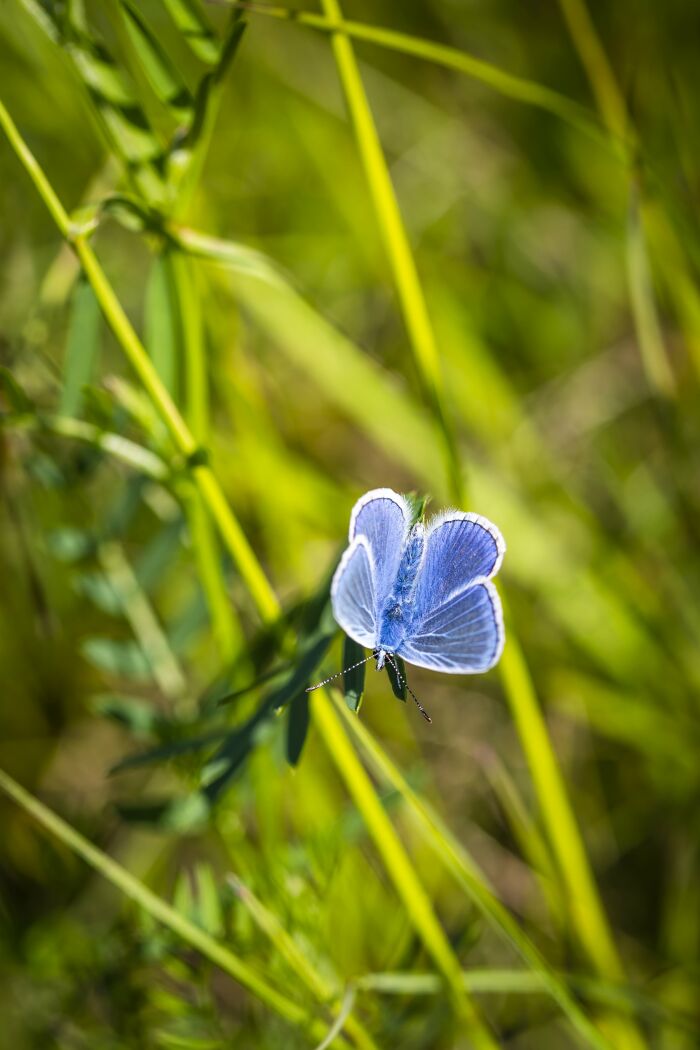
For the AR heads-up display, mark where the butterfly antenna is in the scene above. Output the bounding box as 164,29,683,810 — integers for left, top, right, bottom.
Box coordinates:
386,654,432,724
305,654,373,693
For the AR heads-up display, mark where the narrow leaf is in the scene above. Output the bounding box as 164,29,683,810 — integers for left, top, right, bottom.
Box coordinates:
120,1,194,123
286,690,310,766
626,186,676,398
145,251,180,398
60,278,101,417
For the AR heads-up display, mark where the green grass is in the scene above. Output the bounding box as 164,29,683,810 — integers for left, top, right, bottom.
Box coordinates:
1,2,699,1048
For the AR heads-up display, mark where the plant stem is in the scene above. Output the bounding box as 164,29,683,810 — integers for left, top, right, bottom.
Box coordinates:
312,689,500,1049
319,0,463,503
499,605,647,1050
557,0,674,402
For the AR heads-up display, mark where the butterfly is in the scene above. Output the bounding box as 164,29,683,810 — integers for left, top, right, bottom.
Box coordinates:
324,488,505,717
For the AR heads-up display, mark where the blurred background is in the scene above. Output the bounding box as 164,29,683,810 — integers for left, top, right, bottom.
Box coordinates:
1,1,699,1047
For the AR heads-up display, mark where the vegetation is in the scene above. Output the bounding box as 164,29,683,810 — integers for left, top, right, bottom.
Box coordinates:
1,1,698,1047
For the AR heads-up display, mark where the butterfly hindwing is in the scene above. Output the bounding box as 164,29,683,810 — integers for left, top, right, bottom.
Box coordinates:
399,579,504,673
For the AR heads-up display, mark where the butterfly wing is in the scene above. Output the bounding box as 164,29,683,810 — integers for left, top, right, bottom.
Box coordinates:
330,536,377,648
398,512,505,673
348,488,411,618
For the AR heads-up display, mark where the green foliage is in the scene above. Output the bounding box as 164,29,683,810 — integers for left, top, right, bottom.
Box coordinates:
1,1,700,1048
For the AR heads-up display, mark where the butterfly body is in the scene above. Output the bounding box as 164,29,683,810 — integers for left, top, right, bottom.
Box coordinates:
332,488,506,676
376,522,425,657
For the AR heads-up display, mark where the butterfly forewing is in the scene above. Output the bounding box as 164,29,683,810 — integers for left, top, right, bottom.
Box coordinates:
349,488,411,619
413,513,504,609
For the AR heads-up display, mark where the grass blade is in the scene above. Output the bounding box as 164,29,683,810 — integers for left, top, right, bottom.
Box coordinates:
60,277,101,417
343,635,366,713
118,0,193,123
170,251,240,663
320,0,462,501
228,876,380,1050
145,251,181,398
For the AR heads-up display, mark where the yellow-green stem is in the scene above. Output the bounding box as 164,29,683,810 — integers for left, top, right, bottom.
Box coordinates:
557,0,673,405
0,94,279,624
312,689,499,1049
557,0,629,143
319,0,463,503
499,597,647,1050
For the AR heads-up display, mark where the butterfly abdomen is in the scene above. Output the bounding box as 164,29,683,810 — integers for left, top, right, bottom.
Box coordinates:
376,525,425,650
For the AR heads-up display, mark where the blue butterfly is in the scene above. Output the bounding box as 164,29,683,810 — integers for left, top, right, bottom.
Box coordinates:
330,489,505,704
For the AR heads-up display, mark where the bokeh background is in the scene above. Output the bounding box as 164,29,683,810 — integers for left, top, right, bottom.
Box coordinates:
1,1,699,1047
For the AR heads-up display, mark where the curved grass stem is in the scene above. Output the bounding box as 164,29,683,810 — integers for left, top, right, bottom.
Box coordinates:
0,768,324,1038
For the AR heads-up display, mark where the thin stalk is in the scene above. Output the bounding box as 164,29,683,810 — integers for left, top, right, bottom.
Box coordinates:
312,689,500,1049
0,767,325,1038
497,620,623,980
0,96,279,625
498,606,647,1050
171,252,239,663
315,14,639,1044
319,0,463,502
357,970,695,1031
